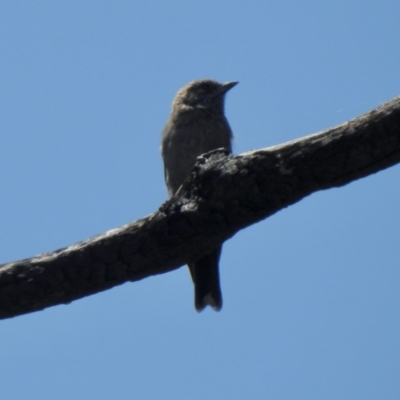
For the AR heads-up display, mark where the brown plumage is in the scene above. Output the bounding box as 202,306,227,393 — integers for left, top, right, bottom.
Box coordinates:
161,79,237,311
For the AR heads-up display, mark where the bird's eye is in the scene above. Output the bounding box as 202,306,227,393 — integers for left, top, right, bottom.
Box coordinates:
185,87,209,106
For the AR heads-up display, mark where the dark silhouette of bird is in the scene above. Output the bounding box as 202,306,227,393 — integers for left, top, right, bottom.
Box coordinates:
161,79,237,311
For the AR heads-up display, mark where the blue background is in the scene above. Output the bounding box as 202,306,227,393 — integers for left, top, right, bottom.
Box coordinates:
1,1,399,399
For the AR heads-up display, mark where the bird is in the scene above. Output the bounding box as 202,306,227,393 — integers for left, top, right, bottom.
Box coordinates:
161,79,237,311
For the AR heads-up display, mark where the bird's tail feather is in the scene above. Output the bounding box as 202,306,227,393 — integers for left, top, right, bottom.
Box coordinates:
188,246,223,312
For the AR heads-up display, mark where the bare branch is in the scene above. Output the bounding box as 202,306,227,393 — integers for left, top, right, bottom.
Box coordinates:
1,95,399,319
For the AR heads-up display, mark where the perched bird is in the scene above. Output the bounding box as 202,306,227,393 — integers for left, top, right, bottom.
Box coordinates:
161,79,237,311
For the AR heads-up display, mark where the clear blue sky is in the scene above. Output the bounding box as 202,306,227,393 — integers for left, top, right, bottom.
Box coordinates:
1,1,400,399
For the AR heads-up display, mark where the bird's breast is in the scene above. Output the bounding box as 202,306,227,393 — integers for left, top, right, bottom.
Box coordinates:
162,110,232,195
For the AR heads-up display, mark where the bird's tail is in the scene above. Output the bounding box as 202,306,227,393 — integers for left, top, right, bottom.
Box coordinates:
188,246,223,312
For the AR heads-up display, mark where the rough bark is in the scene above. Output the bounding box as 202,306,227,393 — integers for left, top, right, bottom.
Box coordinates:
1,96,400,319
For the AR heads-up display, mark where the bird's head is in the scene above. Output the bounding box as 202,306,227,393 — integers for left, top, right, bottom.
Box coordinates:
172,79,238,114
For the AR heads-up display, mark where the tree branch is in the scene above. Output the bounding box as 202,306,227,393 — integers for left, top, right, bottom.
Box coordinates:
1,95,400,319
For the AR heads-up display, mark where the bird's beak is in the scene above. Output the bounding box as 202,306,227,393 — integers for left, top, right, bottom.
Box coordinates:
217,81,239,96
